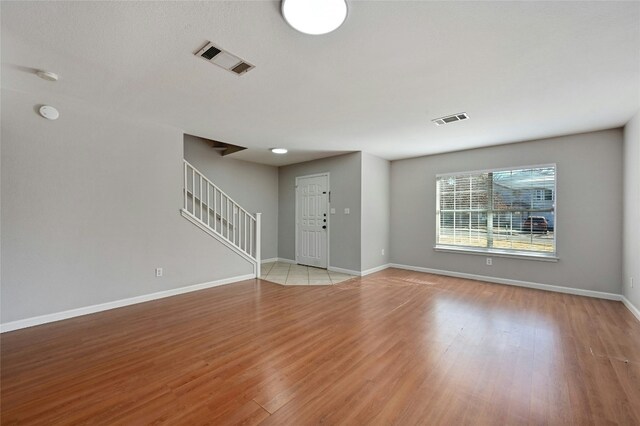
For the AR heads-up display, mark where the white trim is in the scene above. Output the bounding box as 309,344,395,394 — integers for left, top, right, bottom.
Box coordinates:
255,212,262,278
434,246,559,262
183,160,256,220
4,268,635,334
435,163,558,260
435,163,557,179
295,172,330,269
622,296,640,323
328,265,361,276
388,263,622,301
261,258,300,265
361,264,391,276
0,274,255,333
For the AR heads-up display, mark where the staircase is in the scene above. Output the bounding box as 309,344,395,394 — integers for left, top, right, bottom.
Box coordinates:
180,159,261,277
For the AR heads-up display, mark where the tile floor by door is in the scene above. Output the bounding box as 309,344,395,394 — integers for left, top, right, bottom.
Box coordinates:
261,262,355,285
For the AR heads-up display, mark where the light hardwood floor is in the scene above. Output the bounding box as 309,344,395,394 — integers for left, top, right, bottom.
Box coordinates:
1,268,639,425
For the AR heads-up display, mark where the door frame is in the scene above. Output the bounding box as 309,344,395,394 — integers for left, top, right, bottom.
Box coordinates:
295,172,330,268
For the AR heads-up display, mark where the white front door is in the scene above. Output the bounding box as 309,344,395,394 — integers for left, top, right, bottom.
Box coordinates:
296,174,329,268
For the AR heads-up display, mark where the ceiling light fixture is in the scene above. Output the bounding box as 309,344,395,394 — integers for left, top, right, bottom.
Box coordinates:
36,70,59,82
282,0,348,35
271,148,288,154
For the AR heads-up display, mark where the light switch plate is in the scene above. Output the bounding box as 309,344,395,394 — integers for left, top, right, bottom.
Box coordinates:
344,208,350,214
330,208,336,214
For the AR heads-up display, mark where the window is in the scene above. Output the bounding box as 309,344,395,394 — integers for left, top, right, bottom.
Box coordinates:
435,165,556,258
534,189,553,201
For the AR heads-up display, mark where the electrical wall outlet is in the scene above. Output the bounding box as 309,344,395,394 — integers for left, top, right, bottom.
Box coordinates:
330,208,336,214
155,268,163,277
486,258,492,266
382,249,385,255
344,208,350,215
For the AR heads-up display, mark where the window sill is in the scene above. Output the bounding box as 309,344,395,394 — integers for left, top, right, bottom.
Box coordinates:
433,245,559,262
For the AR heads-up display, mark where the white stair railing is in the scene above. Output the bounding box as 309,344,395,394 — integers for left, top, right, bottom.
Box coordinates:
181,160,261,277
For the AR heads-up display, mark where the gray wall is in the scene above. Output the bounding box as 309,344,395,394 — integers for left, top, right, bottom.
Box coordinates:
278,152,362,271
390,129,623,294
1,89,253,324
624,111,640,309
361,153,390,271
183,135,278,260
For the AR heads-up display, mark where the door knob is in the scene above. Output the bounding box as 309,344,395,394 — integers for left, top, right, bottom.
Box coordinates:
322,225,327,229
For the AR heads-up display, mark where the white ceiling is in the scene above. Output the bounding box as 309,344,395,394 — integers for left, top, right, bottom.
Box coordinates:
2,1,639,166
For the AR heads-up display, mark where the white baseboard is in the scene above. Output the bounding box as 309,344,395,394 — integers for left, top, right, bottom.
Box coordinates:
275,258,297,264
388,263,622,301
4,267,636,333
622,296,640,323
361,264,391,276
328,265,361,276
261,258,279,264
0,273,255,333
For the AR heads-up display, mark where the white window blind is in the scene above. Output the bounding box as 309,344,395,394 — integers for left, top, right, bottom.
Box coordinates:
436,165,556,256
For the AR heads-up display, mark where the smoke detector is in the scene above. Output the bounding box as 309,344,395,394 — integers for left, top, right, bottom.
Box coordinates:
39,105,59,120
36,70,59,82
195,42,254,76
432,112,469,126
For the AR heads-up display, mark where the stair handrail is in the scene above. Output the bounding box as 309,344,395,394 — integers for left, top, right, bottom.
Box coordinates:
181,159,261,277
183,159,256,220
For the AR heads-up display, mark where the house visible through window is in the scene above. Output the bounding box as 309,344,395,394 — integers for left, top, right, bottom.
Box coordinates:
436,165,556,257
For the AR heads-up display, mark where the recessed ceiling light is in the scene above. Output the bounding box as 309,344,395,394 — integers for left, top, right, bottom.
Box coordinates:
36,70,59,82
282,0,348,35
271,148,288,154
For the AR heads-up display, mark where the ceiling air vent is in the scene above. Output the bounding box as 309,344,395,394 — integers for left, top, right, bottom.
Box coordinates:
195,41,254,76
201,45,222,60
231,62,252,75
432,112,469,126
